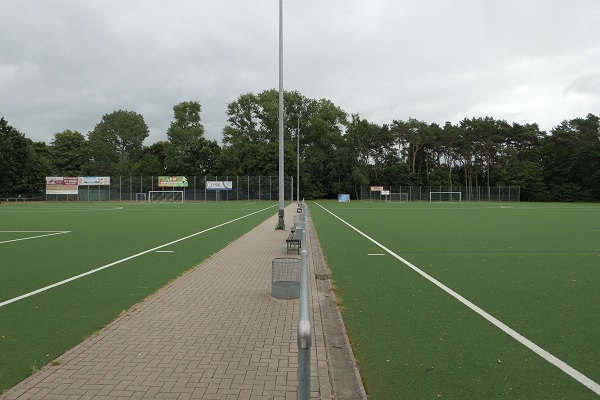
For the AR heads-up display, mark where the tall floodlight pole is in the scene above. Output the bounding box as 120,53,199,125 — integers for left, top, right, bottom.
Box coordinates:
277,0,285,229
297,115,300,204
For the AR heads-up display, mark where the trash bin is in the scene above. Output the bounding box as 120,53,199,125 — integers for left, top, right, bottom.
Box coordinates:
293,214,305,232
271,257,301,299
294,213,305,224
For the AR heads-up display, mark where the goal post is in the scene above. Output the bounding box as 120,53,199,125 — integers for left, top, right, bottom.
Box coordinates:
388,192,408,202
429,191,462,202
148,190,184,203
135,193,147,202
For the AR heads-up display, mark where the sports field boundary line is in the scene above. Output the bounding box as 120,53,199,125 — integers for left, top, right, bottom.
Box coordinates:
0,205,276,309
400,249,600,254
0,231,70,245
0,206,124,213
314,202,600,396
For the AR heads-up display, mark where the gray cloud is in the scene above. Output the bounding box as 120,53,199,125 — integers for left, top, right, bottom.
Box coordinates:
1,0,599,145
565,73,600,95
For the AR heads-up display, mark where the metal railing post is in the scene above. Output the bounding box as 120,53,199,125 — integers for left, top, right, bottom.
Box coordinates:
297,248,311,399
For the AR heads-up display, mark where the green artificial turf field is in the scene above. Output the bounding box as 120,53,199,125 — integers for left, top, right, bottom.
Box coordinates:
0,201,276,393
310,201,600,399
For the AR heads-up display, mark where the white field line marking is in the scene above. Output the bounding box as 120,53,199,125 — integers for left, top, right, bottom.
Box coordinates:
0,205,276,309
0,207,123,213
367,253,385,256
315,202,600,396
155,250,174,253
0,231,70,245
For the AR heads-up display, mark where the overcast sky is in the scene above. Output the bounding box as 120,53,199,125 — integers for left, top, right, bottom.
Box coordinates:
2,0,599,145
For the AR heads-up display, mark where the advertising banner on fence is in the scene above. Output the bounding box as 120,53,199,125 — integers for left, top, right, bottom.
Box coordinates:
46,176,78,194
158,176,188,187
338,194,350,202
206,181,233,190
370,186,383,191
78,176,110,186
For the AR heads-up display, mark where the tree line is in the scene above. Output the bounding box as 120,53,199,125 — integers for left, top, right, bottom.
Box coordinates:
1,89,599,201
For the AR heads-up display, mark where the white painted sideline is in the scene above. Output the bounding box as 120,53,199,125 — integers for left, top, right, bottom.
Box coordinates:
0,205,276,309
315,202,600,396
0,231,70,245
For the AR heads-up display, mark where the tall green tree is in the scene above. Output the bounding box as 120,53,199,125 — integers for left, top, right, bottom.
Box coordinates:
30,141,55,183
51,130,88,175
131,152,165,176
86,110,149,175
459,116,510,189
391,118,434,176
506,123,545,163
378,153,416,186
222,90,280,176
301,98,347,198
497,148,547,201
495,123,547,200
131,141,169,176
167,101,204,147
222,89,348,198
345,114,394,185
542,114,600,200
0,117,39,194
439,121,461,186
222,89,307,177
164,101,220,175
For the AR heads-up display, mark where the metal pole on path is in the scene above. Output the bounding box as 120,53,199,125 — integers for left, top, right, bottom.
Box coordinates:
277,0,285,229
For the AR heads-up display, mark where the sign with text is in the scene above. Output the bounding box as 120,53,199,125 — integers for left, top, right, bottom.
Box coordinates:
46,177,78,186
370,186,383,191
78,176,110,186
338,194,350,202
206,181,233,191
158,176,188,187
46,176,78,194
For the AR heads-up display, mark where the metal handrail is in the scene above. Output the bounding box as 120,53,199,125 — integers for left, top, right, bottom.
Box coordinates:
297,222,311,399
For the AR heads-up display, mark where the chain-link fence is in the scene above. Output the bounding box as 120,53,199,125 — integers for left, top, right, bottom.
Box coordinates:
0,176,296,202
359,186,521,202
35,176,296,202
2,180,520,202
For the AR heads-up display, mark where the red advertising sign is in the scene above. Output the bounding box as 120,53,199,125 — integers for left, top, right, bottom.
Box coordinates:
46,177,78,194
46,177,78,185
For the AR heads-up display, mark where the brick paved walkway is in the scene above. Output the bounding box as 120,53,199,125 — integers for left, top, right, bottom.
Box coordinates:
1,204,365,400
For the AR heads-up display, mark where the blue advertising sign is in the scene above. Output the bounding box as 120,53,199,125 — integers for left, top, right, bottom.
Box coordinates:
338,194,350,202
